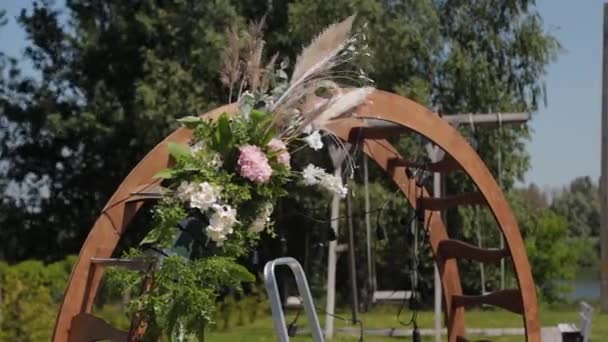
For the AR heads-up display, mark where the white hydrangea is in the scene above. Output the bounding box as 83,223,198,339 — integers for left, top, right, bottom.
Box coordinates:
304,130,323,150
319,173,348,198
206,204,238,245
301,164,326,185
189,182,221,211
175,181,197,202
249,203,273,233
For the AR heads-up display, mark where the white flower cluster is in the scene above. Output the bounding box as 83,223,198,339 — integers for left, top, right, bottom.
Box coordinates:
175,181,237,245
303,130,324,150
176,181,221,211
301,164,348,198
206,204,238,245
249,203,273,233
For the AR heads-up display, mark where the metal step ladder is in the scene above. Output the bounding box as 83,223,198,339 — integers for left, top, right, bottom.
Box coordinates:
263,257,324,342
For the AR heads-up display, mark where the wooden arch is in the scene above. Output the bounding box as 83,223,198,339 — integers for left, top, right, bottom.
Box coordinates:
53,90,539,342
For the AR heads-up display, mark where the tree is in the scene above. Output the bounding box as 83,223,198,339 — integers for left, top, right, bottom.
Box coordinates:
509,191,583,302
1,0,244,261
0,257,74,341
551,176,600,237
0,0,559,284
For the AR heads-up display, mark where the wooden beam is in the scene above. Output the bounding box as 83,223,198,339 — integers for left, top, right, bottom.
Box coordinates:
438,239,510,264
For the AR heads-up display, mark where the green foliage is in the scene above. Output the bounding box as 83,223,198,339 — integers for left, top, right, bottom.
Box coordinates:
0,257,75,341
509,191,583,302
0,1,559,267
109,255,254,340
0,1,563,332
551,176,600,237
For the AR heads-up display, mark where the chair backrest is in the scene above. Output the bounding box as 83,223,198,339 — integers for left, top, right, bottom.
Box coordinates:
579,301,593,342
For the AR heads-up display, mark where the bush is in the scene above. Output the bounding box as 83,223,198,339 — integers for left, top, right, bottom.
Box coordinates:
0,257,74,341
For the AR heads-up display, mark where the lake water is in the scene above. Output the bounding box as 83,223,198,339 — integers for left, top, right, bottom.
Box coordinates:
566,272,600,301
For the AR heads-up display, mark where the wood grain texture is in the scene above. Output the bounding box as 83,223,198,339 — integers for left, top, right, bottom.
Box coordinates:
452,289,524,315
438,239,510,264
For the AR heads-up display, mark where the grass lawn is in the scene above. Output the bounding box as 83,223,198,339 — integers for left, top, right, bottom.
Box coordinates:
205,303,608,341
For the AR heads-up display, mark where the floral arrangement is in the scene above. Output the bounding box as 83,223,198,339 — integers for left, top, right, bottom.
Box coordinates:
110,15,373,340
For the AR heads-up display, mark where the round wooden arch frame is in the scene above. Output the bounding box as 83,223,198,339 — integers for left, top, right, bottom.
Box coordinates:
53,90,539,342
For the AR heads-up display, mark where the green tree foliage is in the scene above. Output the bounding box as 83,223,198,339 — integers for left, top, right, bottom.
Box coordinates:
509,191,582,302
551,176,600,237
1,0,560,301
0,257,75,341
515,182,550,210
1,0,243,261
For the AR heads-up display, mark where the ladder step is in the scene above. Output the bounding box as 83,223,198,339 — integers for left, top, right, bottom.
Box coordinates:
350,125,407,140
90,258,152,271
388,155,460,173
438,239,510,263
70,313,128,342
126,184,168,202
418,192,486,211
452,289,524,315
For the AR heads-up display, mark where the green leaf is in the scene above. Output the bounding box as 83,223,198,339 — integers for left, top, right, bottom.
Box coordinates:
153,168,176,179
250,109,267,124
177,116,203,129
216,114,233,152
167,142,191,160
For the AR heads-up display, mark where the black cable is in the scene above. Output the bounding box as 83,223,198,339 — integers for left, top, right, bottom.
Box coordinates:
396,164,435,333
287,301,364,342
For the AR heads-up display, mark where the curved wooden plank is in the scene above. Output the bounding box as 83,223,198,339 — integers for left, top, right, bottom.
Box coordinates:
418,192,486,211
328,90,540,342
438,239,510,264
55,89,539,342
452,289,524,315
52,104,236,341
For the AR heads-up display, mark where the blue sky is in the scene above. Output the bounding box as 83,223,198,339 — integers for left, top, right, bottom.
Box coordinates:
0,1,604,188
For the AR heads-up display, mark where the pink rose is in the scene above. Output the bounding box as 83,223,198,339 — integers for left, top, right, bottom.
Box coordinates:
267,138,287,152
238,145,272,184
267,138,291,169
277,151,291,168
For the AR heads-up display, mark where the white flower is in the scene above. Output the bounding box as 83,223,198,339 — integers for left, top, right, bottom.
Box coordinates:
249,218,266,234
209,153,223,170
304,130,323,150
301,164,326,185
189,182,221,211
175,181,197,202
190,142,205,154
206,224,229,245
206,204,238,245
319,174,348,198
208,204,238,229
249,203,273,233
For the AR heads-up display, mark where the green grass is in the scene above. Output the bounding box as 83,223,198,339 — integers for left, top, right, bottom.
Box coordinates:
95,301,608,341
205,303,608,341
